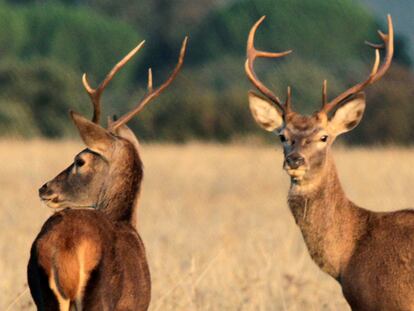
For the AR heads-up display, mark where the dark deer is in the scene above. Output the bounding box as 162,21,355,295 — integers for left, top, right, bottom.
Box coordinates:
27,37,188,311
244,15,414,311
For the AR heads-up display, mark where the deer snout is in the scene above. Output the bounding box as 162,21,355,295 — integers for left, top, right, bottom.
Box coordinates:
39,182,54,199
39,183,48,195
285,153,305,170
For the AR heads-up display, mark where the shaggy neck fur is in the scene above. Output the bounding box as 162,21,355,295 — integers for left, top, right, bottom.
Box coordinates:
97,142,143,225
288,152,369,279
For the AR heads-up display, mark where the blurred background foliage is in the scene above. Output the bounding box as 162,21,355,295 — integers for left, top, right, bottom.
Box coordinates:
0,0,412,143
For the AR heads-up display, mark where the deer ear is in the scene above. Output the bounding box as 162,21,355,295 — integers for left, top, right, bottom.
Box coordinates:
328,93,366,136
248,91,284,132
70,111,114,153
108,115,140,151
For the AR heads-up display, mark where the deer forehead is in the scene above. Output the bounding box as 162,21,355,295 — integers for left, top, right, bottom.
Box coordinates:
77,149,105,163
78,149,96,159
283,113,328,137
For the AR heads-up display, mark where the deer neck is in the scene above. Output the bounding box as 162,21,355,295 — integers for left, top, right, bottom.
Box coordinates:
287,152,367,279
98,146,143,225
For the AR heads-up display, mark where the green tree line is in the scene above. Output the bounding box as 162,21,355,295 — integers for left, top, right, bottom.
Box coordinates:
0,0,412,144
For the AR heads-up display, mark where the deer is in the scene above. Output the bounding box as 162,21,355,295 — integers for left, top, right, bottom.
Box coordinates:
245,15,414,311
27,37,188,311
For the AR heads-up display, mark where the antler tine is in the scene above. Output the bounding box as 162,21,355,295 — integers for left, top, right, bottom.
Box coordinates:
109,36,188,131
322,80,328,107
245,16,293,114
82,40,146,124
285,86,292,113
369,14,393,83
322,14,393,114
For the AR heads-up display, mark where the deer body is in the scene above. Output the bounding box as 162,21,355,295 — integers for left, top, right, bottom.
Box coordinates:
28,209,151,311
27,38,187,310
243,15,414,310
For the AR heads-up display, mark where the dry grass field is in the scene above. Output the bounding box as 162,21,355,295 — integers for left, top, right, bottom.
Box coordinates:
1,140,413,311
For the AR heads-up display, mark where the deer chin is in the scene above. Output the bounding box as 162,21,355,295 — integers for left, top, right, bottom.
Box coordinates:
40,195,66,210
285,168,307,184
41,197,95,211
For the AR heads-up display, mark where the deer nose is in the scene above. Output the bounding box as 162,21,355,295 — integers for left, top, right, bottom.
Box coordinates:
286,153,305,169
38,183,49,196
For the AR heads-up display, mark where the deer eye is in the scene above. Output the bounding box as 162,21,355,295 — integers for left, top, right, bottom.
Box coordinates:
75,158,85,167
279,134,287,143
320,135,328,142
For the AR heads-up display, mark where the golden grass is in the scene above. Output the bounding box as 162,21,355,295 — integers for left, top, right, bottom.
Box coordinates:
1,140,413,310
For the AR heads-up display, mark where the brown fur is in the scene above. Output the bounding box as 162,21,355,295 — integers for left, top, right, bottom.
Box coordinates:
28,36,187,309
28,117,151,311
288,152,414,311
249,92,414,310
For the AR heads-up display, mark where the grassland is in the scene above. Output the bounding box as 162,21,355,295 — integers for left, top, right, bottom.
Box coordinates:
1,140,413,310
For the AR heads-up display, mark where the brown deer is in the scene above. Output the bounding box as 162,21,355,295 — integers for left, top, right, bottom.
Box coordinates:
245,15,414,311
27,37,188,311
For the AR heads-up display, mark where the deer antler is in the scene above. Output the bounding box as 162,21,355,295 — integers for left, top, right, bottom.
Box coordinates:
109,37,188,131
82,41,146,124
245,16,293,115
321,14,394,113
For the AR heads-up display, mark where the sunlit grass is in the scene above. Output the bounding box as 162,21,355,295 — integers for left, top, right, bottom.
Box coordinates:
1,140,413,310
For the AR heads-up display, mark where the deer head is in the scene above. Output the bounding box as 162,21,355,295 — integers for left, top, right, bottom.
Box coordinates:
39,38,188,222
246,16,393,186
